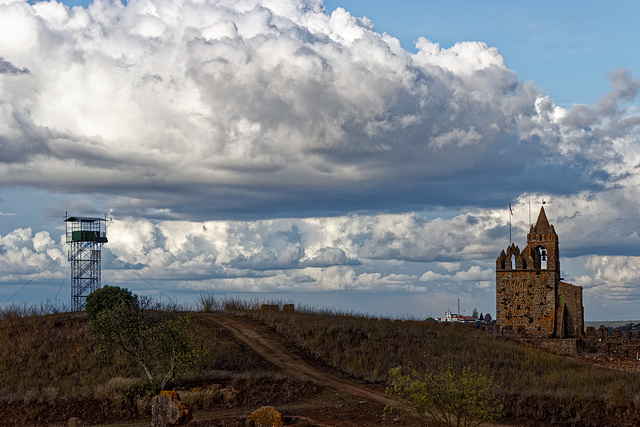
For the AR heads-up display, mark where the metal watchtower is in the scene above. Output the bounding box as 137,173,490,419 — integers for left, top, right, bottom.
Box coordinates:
65,216,108,311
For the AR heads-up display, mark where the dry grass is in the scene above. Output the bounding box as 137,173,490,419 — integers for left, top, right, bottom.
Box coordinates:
0,310,138,400
223,300,640,425
2,298,640,426
0,300,278,420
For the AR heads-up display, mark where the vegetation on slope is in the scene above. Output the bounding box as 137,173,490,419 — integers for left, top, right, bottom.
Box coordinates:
0,302,287,425
2,297,640,426
225,299,640,425
88,287,208,390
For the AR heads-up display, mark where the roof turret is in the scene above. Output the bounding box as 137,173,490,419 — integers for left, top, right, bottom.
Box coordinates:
530,206,555,235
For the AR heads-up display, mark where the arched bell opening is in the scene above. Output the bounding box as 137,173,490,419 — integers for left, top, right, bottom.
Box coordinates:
533,245,547,270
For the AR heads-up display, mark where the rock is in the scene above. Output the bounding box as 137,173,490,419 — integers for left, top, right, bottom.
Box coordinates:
152,390,193,426
246,406,284,427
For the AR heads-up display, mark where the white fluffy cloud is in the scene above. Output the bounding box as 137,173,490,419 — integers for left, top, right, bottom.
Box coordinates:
1,0,636,220
0,210,501,312
420,265,493,283
0,213,499,290
1,204,639,318
0,228,64,278
573,256,640,302
101,212,505,276
2,0,640,319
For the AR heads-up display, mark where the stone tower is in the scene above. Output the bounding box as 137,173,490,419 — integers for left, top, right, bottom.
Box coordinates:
496,207,583,338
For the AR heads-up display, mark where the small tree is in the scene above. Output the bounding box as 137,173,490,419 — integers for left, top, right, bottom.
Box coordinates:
472,308,478,319
90,295,207,390
86,285,137,321
484,313,492,323
386,365,503,427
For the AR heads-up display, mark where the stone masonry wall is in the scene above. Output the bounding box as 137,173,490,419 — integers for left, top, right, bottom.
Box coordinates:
535,338,579,355
557,281,584,338
496,270,556,337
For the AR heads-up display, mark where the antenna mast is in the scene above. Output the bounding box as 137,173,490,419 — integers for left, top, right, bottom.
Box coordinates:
509,203,513,245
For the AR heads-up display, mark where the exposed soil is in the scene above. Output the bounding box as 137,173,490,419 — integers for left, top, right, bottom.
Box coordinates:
199,314,397,406
190,313,421,426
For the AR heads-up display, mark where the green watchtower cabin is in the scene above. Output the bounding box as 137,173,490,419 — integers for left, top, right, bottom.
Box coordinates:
65,216,108,311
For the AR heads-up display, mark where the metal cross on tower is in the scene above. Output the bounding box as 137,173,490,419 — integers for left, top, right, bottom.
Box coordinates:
65,216,108,311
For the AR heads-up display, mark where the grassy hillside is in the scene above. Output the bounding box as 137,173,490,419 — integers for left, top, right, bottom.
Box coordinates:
1,300,640,426
228,301,640,425
0,303,303,425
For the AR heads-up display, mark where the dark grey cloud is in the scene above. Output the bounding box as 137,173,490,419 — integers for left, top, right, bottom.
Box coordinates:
562,68,640,128
0,58,29,75
0,116,51,164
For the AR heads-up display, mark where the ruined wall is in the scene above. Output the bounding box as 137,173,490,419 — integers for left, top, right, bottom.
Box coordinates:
557,281,584,338
496,269,556,337
535,338,580,355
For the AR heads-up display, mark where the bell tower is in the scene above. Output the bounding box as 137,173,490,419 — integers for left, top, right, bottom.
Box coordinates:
496,206,583,338
526,207,560,275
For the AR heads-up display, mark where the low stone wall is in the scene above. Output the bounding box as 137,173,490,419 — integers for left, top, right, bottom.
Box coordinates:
585,326,639,340
581,327,640,358
282,304,295,313
534,338,580,355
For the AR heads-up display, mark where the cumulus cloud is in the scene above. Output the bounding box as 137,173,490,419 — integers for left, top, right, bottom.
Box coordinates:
0,213,499,292
419,265,493,283
104,214,460,277
1,0,635,220
562,69,639,128
1,203,638,317
506,190,640,259
2,0,640,319
0,228,64,278
563,255,640,306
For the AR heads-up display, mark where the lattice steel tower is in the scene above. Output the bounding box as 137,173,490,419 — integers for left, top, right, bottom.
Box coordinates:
65,216,108,311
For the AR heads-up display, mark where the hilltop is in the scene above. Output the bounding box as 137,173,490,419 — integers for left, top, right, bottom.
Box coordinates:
1,301,640,426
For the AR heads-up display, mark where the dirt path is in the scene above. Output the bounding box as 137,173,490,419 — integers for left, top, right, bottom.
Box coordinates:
198,313,397,408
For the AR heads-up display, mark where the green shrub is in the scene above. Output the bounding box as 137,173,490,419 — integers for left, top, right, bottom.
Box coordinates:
386,365,503,427
85,286,137,321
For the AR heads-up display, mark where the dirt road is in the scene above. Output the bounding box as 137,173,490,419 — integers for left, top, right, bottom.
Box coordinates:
198,313,397,408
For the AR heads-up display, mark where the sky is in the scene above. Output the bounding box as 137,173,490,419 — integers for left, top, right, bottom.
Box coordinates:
1,0,640,320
